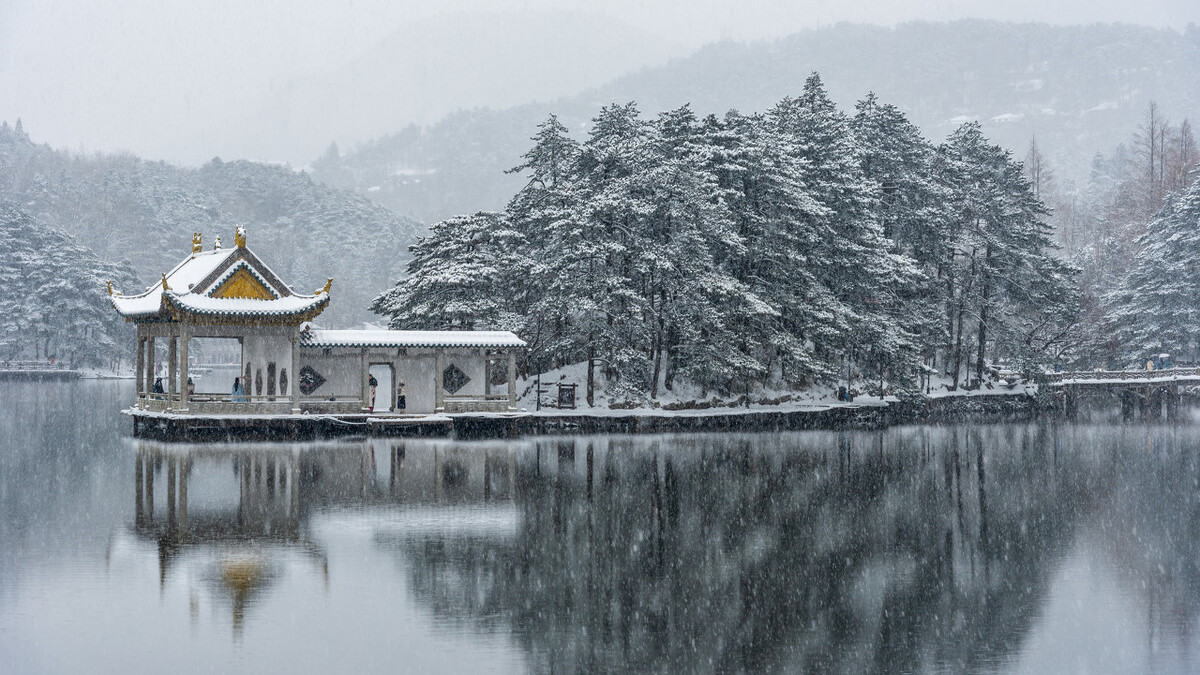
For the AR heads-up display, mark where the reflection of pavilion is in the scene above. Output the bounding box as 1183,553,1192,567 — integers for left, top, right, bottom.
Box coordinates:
132,442,371,635
129,439,523,636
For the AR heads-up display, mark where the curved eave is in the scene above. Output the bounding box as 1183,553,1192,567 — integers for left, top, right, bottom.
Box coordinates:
115,293,330,325
111,294,166,321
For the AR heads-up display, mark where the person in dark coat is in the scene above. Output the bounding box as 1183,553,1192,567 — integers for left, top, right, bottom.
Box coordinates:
369,374,378,412
152,377,164,395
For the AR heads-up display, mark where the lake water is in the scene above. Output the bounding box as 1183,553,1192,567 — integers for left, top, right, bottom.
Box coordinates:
2,381,1200,673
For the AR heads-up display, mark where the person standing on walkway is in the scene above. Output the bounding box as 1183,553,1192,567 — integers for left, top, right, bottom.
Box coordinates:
369,374,378,412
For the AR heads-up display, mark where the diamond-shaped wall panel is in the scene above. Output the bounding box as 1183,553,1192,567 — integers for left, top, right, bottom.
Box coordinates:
442,364,470,394
299,365,326,395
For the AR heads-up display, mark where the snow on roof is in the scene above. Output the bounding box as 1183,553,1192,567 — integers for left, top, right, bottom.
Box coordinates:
302,329,526,350
110,243,327,321
166,292,328,317
111,248,237,317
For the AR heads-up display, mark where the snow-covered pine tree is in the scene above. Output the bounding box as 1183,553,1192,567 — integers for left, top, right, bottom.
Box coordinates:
567,102,656,401
643,105,760,396
370,212,525,331
937,122,1077,384
0,201,138,367
770,74,920,384
852,93,949,390
1108,177,1200,363
504,115,582,375
702,110,828,386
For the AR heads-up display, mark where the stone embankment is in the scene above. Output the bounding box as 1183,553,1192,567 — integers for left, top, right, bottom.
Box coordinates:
510,391,1048,437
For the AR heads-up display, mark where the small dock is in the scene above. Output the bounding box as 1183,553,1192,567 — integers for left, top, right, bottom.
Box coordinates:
0,362,81,381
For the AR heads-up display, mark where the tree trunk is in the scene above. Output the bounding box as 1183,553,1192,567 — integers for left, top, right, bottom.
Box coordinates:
650,330,662,400
945,274,956,380
975,292,990,387
586,344,595,407
951,298,966,391
974,247,993,388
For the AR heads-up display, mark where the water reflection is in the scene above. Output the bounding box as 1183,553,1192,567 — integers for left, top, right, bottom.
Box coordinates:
113,425,1200,673
379,429,1094,673
5,381,1200,674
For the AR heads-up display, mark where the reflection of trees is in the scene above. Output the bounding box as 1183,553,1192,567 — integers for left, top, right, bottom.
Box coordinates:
1084,426,1200,663
387,427,1099,672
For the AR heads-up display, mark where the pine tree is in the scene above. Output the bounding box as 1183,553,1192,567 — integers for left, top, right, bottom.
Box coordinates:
771,74,920,383
504,115,582,375
370,212,523,331
0,201,137,367
1108,177,1200,362
938,123,1077,384
852,93,949,389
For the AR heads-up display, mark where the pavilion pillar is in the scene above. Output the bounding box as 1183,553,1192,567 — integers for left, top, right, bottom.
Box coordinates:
507,350,517,411
145,454,154,521
167,332,178,407
135,326,145,405
166,455,176,529
361,348,371,412
135,451,144,525
179,322,190,412
145,335,156,397
435,349,445,412
178,456,188,530
290,332,301,414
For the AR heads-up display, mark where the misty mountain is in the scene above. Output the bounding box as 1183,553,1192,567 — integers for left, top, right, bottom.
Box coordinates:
312,20,1200,224
226,10,686,165
0,122,424,335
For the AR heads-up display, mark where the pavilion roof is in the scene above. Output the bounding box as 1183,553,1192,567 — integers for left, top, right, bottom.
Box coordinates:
109,229,329,324
300,328,526,350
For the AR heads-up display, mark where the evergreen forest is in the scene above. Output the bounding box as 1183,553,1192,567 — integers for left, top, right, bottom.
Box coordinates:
372,75,1080,402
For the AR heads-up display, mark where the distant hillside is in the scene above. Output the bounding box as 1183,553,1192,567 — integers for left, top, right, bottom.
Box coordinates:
0,122,425,329
313,20,1200,223
228,9,685,165
0,201,138,367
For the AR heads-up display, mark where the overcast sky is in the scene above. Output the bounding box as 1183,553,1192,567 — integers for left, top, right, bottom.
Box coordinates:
3,0,1198,165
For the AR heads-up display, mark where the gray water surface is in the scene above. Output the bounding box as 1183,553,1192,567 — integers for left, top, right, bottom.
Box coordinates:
2,381,1199,673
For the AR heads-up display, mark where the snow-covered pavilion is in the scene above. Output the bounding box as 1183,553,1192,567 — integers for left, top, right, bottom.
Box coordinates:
110,228,525,417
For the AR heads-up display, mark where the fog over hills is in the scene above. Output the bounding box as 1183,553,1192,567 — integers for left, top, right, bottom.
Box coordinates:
231,10,685,164
313,20,1200,223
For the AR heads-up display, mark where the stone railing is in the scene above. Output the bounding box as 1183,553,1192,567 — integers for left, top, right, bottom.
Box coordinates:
443,395,512,413
137,394,296,415
299,398,365,415
1043,367,1200,384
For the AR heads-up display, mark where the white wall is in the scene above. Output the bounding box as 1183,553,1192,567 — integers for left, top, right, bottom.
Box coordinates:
300,352,362,400
301,347,497,414
394,353,435,413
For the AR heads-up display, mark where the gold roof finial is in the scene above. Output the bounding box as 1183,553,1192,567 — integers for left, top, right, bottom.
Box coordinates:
316,278,332,295
161,273,170,292
234,226,247,249
192,232,202,254
106,280,113,296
